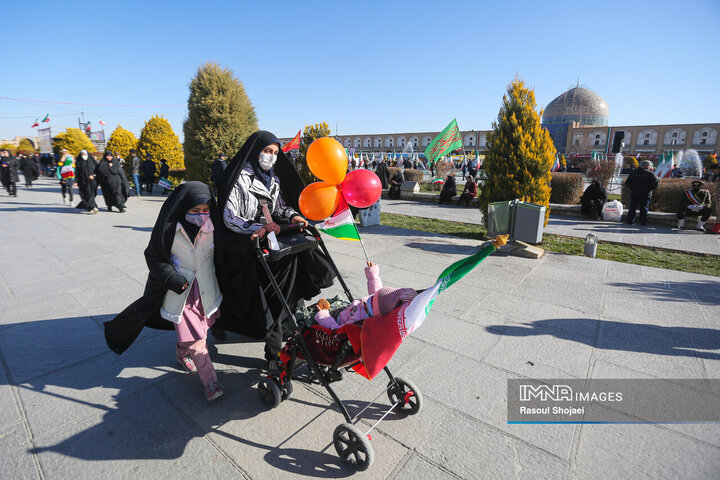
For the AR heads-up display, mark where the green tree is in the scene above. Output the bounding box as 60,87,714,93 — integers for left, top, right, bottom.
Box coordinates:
53,128,96,156
183,62,258,181
478,78,555,224
106,125,138,167
17,138,36,153
296,122,332,184
137,115,184,174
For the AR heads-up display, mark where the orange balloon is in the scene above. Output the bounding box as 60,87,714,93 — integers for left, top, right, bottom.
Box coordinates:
298,181,341,221
306,137,348,184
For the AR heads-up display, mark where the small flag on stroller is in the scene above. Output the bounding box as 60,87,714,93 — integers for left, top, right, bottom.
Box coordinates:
158,177,173,190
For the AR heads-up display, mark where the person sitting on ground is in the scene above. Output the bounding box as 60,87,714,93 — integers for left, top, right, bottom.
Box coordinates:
457,175,477,206
580,179,608,220
677,180,713,231
438,174,457,203
388,168,403,200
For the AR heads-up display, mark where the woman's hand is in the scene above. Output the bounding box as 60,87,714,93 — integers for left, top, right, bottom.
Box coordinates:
250,222,281,240
290,215,308,226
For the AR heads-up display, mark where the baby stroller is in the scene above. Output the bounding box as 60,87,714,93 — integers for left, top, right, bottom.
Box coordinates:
254,224,422,472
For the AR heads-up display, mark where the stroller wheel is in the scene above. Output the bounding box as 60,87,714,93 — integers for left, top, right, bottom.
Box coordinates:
281,380,293,401
258,377,282,409
387,377,423,415
333,423,374,472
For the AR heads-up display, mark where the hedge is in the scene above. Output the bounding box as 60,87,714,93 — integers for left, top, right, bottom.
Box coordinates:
621,178,719,214
403,169,424,182
550,172,584,204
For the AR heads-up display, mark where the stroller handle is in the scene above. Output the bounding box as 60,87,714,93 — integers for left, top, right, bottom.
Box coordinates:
253,223,316,251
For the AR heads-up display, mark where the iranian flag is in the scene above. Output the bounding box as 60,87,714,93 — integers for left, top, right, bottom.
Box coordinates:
424,119,463,166
31,118,39,128
655,151,673,179
551,155,560,172
282,130,301,152
99,118,106,126
42,114,50,123
316,197,360,241
357,238,505,378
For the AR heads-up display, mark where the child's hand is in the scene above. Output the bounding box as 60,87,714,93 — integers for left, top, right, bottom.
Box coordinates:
367,261,375,267
316,299,330,310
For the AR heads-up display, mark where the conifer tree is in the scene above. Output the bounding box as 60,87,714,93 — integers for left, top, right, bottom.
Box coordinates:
296,122,332,184
137,115,184,173
17,138,36,153
479,78,555,224
183,62,258,181
53,128,96,156
106,125,138,161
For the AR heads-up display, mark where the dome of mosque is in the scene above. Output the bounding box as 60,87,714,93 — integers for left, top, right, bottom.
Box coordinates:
542,86,609,126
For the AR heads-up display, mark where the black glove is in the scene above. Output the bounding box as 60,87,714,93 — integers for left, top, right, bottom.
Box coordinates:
167,274,188,294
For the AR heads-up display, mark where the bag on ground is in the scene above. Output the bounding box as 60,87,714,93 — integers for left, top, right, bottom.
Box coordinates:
601,200,623,222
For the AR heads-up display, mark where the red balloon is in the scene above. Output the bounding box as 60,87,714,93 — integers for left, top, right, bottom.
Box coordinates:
340,169,382,208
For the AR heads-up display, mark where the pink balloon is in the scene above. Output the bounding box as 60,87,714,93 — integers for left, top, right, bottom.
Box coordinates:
340,169,382,208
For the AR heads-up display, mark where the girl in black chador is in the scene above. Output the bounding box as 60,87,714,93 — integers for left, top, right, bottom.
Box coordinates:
104,182,225,401
75,149,99,214
215,130,336,371
96,151,128,212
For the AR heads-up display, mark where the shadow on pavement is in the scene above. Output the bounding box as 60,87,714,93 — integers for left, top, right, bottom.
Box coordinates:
609,281,720,305
0,316,356,475
0,206,80,214
484,318,720,359
113,225,154,232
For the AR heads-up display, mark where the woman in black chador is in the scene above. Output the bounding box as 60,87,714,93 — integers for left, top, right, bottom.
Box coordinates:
438,174,457,203
96,151,128,212
580,179,608,220
215,130,336,370
388,168,404,199
75,149,99,213
375,160,389,189
103,182,222,355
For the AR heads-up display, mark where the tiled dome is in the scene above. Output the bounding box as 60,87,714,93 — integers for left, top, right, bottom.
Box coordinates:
542,87,609,126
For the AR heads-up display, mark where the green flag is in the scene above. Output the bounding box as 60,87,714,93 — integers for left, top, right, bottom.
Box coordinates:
424,119,463,166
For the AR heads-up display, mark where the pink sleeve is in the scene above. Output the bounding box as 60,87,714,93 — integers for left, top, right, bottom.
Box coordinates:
314,309,340,329
365,264,383,295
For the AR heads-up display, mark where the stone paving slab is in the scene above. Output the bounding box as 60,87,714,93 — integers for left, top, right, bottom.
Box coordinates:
1,178,720,479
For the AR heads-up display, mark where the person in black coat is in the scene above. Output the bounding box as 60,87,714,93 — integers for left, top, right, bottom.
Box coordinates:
580,180,607,220
624,160,659,226
375,160,389,189
0,149,19,197
96,151,127,212
439,174,457,203
141,154,156,195
75,149,99,213
19,154,39,187
388,169,404,199
159,158,170,195
210,154,227,193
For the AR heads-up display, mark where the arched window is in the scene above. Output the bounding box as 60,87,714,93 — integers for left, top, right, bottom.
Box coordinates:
636,129,657,147
464,135,475,147
375,137,382,148
354,138,361,148
423,136,432,147
589,130,607,147
398,136,406,147
364,137,371,148
663,128,686,146
692,128,717,146
385,137,394,148
478,134,487,147
410,136,419,147
343,138,351,148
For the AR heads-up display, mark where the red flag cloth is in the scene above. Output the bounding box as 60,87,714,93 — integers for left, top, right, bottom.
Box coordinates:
282,130,301,152
357,305,407,379
31,120,39,128
99,119,106,126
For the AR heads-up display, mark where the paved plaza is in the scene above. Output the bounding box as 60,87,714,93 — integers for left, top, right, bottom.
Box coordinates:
1,178,719,479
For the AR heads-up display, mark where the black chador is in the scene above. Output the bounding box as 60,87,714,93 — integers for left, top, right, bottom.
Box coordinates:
104,182,219,354
96,151,128,211
75,150,98,211
215,130,336,359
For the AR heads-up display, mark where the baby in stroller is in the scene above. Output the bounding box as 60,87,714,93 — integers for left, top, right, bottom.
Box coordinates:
314,262,418,329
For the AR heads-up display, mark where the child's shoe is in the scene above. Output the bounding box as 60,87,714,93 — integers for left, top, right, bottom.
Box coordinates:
205,381,224,402
177,355,197,372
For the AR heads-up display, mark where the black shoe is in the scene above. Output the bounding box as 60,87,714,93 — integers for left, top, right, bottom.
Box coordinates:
209,326,227,341
107,207,113,212
118,208,126,213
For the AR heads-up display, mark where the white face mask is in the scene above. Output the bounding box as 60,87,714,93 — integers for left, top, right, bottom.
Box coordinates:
258,152,277,171
81,154,88,160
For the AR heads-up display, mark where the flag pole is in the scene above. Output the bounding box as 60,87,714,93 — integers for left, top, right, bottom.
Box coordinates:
340,191,371,263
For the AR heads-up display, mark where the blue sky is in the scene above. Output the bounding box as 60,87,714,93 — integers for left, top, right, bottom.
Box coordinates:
1,0,718,143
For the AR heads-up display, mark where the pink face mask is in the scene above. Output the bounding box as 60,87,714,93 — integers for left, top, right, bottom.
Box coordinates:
337,300,370,325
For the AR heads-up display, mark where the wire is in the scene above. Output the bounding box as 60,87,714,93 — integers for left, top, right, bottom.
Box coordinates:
0,96,185,108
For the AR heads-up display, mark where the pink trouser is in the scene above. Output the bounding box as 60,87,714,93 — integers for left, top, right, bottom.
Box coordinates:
176,339,217,387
